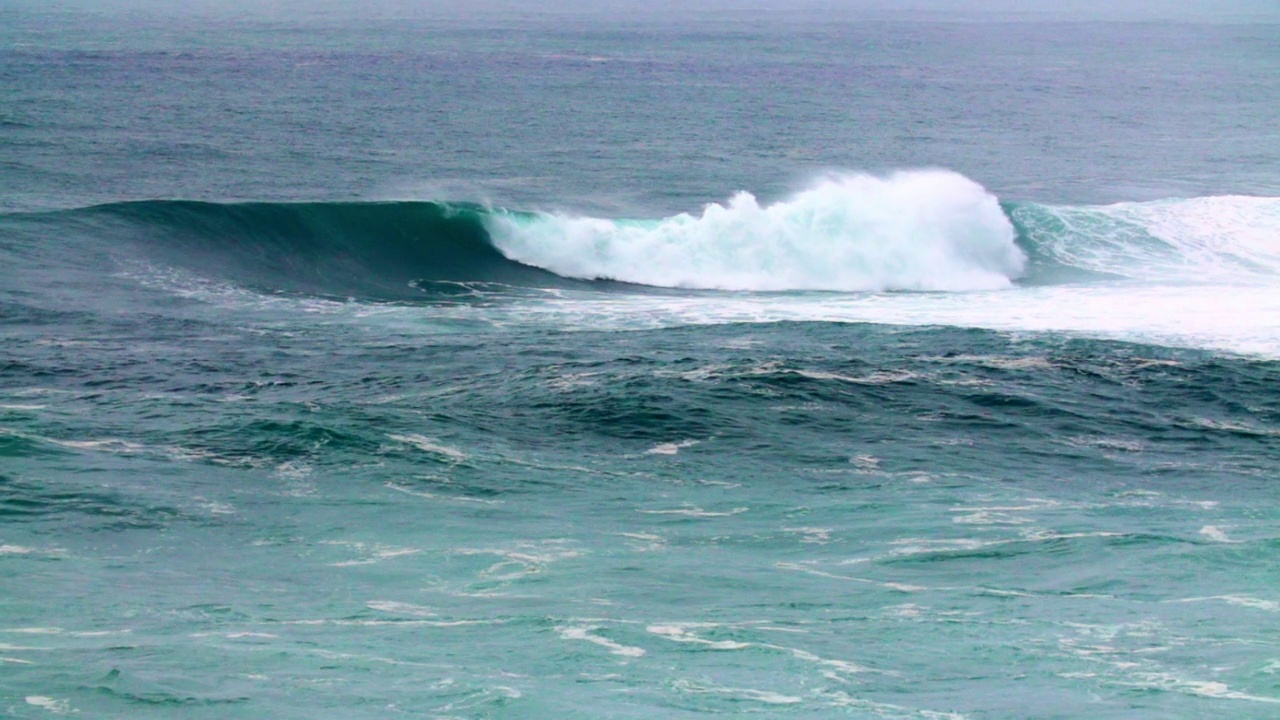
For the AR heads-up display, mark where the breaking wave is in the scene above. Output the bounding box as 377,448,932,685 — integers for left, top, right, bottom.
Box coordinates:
6,170,1277,300
486,170,1025,292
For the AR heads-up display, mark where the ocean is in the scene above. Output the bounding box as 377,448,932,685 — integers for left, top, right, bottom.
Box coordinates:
3,2,1280,717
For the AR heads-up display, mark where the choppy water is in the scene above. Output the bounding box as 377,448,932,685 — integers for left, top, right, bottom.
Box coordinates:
3,4,1280,718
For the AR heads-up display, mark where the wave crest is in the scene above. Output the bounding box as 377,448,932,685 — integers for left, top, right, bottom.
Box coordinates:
486,170,1026,292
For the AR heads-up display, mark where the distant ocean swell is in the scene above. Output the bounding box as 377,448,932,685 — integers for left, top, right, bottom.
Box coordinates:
5,169,1278,300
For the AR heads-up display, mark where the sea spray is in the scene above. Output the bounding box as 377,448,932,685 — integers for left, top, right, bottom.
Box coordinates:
484,170,1026,292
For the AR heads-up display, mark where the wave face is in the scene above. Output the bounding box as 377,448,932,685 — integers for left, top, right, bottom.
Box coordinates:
76,199,580,300
486,170,1026,292
9,173,1278,302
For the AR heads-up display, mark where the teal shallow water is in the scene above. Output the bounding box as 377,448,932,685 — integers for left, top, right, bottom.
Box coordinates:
3,4,1280,718
5,310,1280,717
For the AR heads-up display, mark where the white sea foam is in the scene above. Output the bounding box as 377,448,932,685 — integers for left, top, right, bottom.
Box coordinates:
451,541,583,583
557,626,646,657
672,679,804,705
647,624,751,650
617,532,667,551
384,481,500,505
851,454,881,469
321,540,422,567
45,437,147,453
273,460,313,480
487,170,1024,292
638,505,748,518
782,646,871,676
951,510,1035,526
461,280,1280,357
645,439,700,455
25,696,74,714
784,527,834,544
366,600,438,617
193,498,237,516
280,618,500,628
890,538,994,555
1169,595,1280,612
1019,194,1280,282
430,684,523,714
0,642,47,651
775,561,928,592
471,189,1280,356
191,631,279,639
1111,672,1280,704
387,433,466,461
822,690,968,719
1199,525,1237,543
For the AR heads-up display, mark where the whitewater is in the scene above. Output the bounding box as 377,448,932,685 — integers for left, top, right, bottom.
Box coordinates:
487,170,1027,292
481,170,1280,355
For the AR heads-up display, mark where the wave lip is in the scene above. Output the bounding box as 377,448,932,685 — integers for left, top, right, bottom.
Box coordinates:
485,170,1026,292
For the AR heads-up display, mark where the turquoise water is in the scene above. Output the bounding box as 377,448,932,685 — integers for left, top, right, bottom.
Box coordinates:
3,4,1280,718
